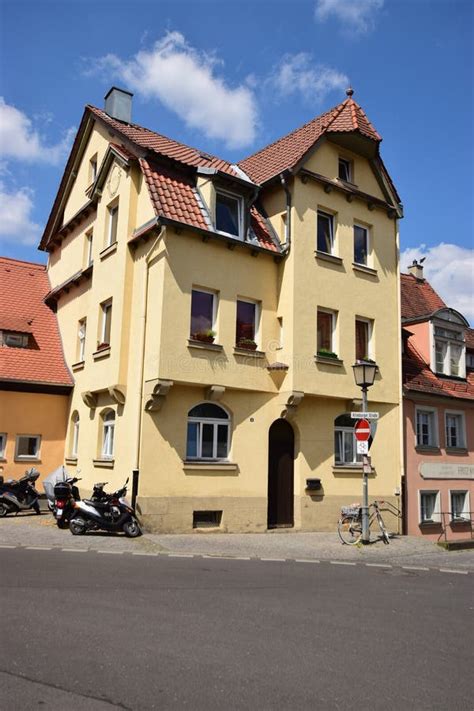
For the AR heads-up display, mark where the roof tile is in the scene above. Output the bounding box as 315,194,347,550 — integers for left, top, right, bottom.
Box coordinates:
400,273,446,321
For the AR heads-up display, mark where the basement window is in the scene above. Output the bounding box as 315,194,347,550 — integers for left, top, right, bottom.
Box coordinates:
193,510,223,528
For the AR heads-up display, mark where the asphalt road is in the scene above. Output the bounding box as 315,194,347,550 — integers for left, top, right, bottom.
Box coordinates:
0,549,472,711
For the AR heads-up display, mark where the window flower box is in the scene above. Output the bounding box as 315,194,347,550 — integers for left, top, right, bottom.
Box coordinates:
191,331,216,344
236,338,258,351
317,349,339,359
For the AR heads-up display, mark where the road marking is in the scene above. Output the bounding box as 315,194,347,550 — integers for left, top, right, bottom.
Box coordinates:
167,553,195,558
402,566,429,572
366,563,392,568
0,544,17,549
25,546,52,551
260,557,286,562
232,556,251,560
96,550,124,555
131,551,159,556
330,561,357,566
295,559,320,564
61,548,88,553
439,568,468,575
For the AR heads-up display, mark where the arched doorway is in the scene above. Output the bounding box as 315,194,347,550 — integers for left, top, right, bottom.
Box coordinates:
267,419,295,528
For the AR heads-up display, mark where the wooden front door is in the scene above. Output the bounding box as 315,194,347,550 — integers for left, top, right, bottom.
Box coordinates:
267,419,294,528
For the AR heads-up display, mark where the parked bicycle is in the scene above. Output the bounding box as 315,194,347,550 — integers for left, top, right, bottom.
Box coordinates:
338,500,400,545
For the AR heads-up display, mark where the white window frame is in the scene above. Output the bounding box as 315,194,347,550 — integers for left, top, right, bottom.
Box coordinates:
415,406,438,448
101,411,115,459
99,300,112,347
316,209,335,255
106,202,119,247
86,230,93,267
71,413,80,458
78,318,87,361
338,157,352,182
317,308,337,355
186,404,230,461
190,287,218,339
89,154,98,183
444,410,466,449
0,433,6,459
430,318,466,378
353,222,371,267
236,297,260,347
215,189,243,239
419,490,441,524
334,426,362,466
355,317,374,361
15,435,41,461
449,489,470,522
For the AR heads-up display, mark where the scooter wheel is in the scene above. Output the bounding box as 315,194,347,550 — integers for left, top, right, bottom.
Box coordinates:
123,518,142,538
69,517,86,535
0,502,10,517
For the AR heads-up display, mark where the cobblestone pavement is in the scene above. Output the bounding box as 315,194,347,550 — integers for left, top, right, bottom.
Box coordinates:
1,511,473,572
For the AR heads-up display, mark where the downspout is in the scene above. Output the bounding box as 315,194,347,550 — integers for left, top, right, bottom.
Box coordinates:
132,223,165,508
280,173,292,253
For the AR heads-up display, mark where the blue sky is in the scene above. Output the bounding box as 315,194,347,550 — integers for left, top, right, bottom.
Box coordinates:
1,0,473,319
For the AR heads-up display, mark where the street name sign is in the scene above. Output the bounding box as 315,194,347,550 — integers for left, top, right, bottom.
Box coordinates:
350,412,379,420
354,419,371,442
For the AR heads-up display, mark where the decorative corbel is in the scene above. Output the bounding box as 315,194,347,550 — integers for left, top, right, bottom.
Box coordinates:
108,385,126,406
205,385,226,402
281,391,304,420
82,391,98,409
144,379,174,412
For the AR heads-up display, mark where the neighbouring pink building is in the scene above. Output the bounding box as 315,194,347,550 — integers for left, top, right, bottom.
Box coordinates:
401,262,474,541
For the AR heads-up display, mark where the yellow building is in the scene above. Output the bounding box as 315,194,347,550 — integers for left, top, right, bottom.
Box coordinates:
39,87,403,532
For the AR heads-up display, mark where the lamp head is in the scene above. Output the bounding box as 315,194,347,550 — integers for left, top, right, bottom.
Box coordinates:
352,360,377,388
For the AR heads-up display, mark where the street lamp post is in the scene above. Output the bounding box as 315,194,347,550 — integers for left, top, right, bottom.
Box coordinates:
352,360,378,544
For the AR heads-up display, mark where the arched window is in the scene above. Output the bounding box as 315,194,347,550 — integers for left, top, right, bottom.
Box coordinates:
186,403,230,460
102,410,115,459
334,414,362,466
71,411,80,458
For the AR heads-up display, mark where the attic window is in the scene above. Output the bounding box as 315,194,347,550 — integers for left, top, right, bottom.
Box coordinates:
215,190,242,239
338,158,352,182
1,331,29,348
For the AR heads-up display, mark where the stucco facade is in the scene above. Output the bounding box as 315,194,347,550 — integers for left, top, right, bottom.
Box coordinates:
39,89,404,533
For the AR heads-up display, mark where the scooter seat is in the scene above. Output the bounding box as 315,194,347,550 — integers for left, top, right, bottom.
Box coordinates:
83,499,110,510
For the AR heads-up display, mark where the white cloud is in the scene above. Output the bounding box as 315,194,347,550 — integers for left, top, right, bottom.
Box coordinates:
315,0,384,34
0,182,41,246
93,31,258,149
0,98,75,165
401,243,474,324
271,54,348,104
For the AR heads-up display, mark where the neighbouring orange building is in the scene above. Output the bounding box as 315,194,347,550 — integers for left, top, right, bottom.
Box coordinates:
402,261,474,541
0,257,73,485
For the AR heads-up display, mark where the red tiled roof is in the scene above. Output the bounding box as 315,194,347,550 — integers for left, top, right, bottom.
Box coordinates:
239,97,381,185
400,273,446,321
403,338,474,401
0,258,73,387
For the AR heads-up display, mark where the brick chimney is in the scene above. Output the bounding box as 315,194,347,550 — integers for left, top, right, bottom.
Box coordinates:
407,259,425,280
104,87,133,123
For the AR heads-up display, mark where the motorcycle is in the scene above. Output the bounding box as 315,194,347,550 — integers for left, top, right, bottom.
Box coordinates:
69,478,142,538
0,469,41,517
53,477,81,529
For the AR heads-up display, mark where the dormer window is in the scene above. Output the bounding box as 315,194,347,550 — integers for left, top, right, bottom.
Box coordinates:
338,157,352,182
1,331,29,348
432,318,466,378
215,190,242,239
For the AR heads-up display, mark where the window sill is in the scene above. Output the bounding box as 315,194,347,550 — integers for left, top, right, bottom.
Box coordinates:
14,458,41,463
0,458,6,463
183,461,238,472
71,360,85,372
333,465,377,476
187,340,224,352
99,242,118,260
352,263,378,277
93,346,111,360
446,447,468,455
419,520,442,528
65,457,78,465
314,251,343,266
450,518,471,526
93,458,115,468
234,347,265,358
415,445,440,453
314,355,344,367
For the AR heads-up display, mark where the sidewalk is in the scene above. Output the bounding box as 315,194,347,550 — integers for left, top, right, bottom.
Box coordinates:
1,512,474,572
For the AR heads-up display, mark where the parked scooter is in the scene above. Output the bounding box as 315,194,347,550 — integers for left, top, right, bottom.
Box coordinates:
69,478,141,537
0,469,41,517
54,477,81,529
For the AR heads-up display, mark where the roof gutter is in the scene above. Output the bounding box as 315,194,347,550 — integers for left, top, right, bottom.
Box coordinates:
280,173,292,254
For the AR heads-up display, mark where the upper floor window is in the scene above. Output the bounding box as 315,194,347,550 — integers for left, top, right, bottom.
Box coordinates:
416,407,438,448
0,432,6,459
353,224,369,266
77,318,87,361
317,309,337,357
190,289,216,342
70,412,80,458
334,414,362,466
431,312,467,378
89,154,98,183
467,352,474,370
215,190,242,238
317,210,334,254
236,299,259,348
445,412,466,449
1,331,29,348
186,403,230,460
101,410,115,459
355,318,372,361
106,202,119,247
15,435,41,460
338,157,352,182
85,230,93,267
99,300,112,349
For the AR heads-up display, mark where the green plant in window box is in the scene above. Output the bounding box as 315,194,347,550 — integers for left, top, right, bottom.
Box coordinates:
191,330,216,344
237,338,258,351
317,348,339,359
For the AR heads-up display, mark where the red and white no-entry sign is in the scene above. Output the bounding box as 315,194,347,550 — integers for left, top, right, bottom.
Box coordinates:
354,418,371,442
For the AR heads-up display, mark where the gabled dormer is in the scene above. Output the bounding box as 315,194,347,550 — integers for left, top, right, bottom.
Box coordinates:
430,308,468,378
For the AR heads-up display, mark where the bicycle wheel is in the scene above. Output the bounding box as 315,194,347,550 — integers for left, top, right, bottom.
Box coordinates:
338,515,363,545
376,513,390,544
